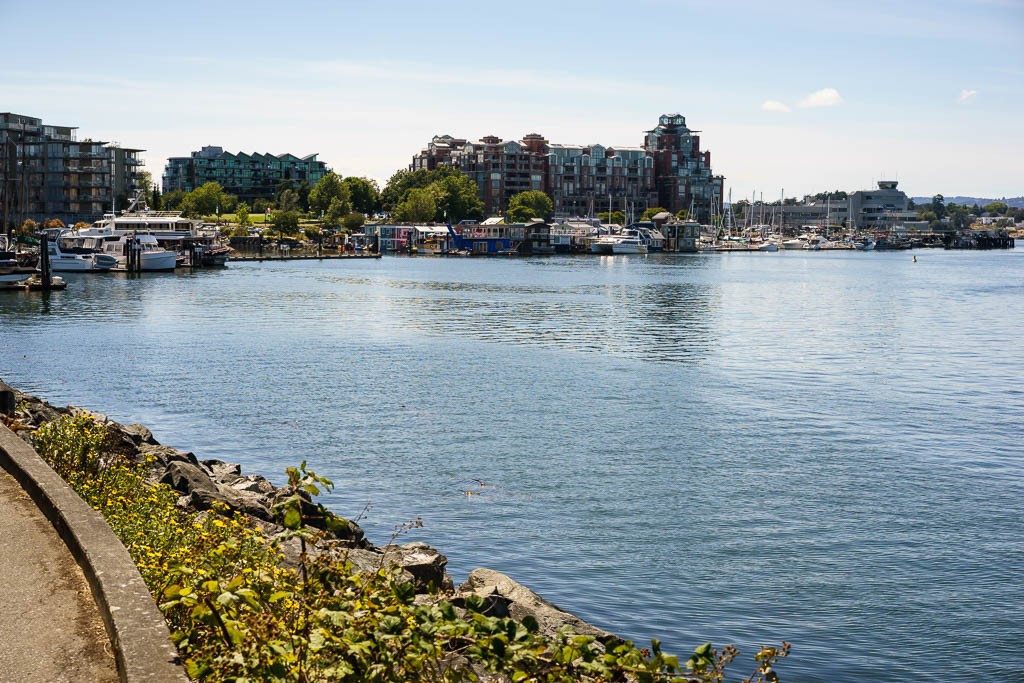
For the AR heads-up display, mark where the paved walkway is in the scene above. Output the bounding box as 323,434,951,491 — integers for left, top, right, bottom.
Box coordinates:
0,465,119,682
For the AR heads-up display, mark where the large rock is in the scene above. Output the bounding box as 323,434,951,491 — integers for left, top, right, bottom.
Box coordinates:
160,460,218,496
327,543,452,592
458,568,611,642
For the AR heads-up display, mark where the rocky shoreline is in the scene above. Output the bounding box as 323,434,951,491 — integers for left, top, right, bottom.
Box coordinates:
5,383,613,645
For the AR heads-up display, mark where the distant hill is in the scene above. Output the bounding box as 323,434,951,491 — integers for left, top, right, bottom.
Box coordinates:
912,196,1024,209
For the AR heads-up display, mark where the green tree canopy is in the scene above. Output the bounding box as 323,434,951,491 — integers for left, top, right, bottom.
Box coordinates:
270,209,301,235
433,173,484,223
161,189,186,211
597,210,626,225
506,190,553,223
179,182,237,218
983,201,1008,215
382,166,482,223
381,169,433,213
321,197,351,230
277,189,300,213
309,173,351,216
235,203,251,227
642,206,669,221
930,194,946,219
342,212,366,231
342,177,382,216
393,187,437,223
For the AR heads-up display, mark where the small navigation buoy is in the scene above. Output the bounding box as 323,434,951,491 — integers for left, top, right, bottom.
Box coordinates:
912,255,917,263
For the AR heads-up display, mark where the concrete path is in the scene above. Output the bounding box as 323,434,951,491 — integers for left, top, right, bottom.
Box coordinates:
0,466,119,682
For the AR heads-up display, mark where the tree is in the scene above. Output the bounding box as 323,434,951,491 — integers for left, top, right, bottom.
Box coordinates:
930,194,946,220
321,197,350,230
342,212,366,231
277,189,300,213
983,201,1008,216
236,203,251,227
136,170,153,205
393,187,437,223
642,206,669,221
179,182,236,218
162,189,186,210
676,209,690,221
433,173,484,223
309,173,350,216
597,210,626,225
151,184,162,211
947,204,972,230
342,177,381,216
506,190,553,223
270,210,301,235
381,169,433,213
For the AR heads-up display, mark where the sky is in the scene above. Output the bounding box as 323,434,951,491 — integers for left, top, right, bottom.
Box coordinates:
3,0,1022,202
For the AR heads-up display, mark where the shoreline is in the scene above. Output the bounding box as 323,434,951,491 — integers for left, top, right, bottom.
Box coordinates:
2,380,616,646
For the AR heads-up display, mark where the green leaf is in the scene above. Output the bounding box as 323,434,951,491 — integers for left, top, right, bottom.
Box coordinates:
283,506,302,530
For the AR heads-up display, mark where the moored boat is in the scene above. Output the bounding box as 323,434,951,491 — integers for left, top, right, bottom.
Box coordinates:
45,230,118,272
611,236,648,254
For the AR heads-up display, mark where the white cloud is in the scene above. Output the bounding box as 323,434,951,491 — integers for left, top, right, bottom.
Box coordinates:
798,87,843,108
958,89,978,104
761,100,791,113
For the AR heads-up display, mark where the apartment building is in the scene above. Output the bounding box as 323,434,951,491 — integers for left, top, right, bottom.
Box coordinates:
643,113,724,223
1,112,145,228
411,114,719,221
162,146,329,203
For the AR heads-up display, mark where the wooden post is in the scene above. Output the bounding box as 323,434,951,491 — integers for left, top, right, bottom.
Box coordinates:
38,232,52,289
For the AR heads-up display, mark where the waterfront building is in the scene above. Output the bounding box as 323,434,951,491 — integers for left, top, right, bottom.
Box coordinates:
546,143,656,221
411,114,717,221
847,180,919,230
643,114,724,223
778,181,918,230
162,146,330,203
1,112,145,228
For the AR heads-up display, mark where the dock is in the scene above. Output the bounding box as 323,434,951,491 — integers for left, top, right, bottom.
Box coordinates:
229,253,381,262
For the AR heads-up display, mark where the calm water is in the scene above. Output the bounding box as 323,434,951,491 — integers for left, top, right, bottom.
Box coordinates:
2,248,1022,681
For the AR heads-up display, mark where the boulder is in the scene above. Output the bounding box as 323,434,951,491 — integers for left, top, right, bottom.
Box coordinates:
330,543,452,593
458,568,611,642
140,444,199,468
202,459,241,482
159,460,218,496
121,423,159,446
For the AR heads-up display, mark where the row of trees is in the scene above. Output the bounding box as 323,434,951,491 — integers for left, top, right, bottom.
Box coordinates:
918,194,1022,230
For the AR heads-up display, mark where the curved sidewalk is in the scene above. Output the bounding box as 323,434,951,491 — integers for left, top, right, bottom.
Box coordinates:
0,421,186,683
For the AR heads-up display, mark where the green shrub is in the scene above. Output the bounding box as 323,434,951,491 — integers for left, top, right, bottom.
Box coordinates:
32,414,788,682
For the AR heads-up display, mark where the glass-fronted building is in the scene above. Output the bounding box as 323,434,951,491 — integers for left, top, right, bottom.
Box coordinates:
1,112,144,228
162,146,330,203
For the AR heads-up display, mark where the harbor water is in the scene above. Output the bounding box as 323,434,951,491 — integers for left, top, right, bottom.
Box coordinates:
1,248,1021,681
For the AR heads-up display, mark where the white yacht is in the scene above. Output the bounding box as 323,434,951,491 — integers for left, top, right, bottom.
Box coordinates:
781,234,810,250
45,230,117,272
589,234,621,254
611,236,648,254
74,230,178,272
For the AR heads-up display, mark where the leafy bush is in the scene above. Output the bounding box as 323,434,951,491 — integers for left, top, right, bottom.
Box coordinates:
32,414,788,682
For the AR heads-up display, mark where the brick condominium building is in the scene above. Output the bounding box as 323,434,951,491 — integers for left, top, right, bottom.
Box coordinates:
412,114,724,222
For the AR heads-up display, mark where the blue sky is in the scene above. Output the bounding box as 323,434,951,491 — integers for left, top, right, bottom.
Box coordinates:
3,0,1022,200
